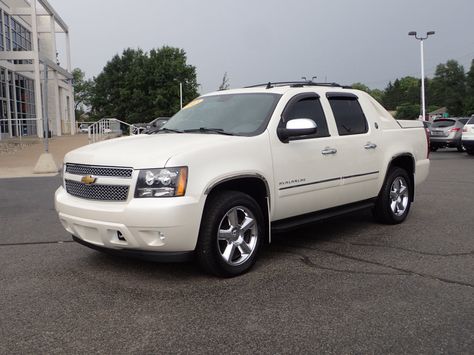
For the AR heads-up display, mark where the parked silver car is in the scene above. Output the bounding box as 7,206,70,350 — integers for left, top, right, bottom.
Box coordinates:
146,117,169,133
430,117,470,152
79,123,90,133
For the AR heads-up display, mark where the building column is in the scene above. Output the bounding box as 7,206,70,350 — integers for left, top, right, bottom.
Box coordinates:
66,32,72,73
66,32,75,134
31,0,44,138
49,14,62,136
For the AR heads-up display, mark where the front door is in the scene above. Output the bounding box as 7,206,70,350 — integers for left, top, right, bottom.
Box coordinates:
270,93,347,221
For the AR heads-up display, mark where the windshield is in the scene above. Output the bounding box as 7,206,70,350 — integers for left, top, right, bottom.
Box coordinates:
432,119,455,128
161,93,281,136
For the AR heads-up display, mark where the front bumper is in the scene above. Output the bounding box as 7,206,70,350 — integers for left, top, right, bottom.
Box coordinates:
55,187,205,253
72,236,193,262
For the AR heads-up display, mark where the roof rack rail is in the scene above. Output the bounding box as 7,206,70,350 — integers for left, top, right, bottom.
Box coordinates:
244,81,352,89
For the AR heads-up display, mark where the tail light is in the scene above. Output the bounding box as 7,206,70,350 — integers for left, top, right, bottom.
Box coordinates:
463,127,468,132
450,127,461,132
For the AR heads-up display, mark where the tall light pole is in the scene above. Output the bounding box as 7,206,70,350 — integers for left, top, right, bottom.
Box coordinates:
408,31,435,121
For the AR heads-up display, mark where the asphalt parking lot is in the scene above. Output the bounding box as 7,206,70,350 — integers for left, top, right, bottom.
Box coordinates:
1,150,473,354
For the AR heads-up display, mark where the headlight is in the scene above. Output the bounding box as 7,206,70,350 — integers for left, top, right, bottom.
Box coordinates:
135,167,188,198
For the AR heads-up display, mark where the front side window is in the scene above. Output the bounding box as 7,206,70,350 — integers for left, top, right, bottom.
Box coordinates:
328,95,368,136
282,96,329,138
162,93,281,136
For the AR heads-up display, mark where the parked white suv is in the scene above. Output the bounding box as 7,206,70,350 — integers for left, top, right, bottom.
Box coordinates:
462,116,474,155
55,82,430,276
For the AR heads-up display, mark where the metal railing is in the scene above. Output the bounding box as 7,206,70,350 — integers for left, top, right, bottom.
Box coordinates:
87,118,145,143
0,118,40,140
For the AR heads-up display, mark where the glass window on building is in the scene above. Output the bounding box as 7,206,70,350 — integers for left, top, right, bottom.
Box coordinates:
4,13,11,51
0,9,4,52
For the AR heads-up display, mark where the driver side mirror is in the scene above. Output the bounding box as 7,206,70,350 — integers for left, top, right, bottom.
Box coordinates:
277,118,318,143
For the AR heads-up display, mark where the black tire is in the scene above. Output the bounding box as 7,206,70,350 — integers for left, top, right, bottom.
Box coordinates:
430,146,438,152
373,167,412,225
196,191,264,277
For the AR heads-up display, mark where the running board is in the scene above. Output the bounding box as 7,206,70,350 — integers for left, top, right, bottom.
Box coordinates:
271,199,376,233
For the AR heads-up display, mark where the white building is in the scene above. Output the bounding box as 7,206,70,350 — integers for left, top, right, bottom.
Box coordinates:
0,0,74,139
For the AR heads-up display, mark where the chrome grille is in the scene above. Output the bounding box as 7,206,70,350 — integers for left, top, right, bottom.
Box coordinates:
65,180,129,201
65,163,133,178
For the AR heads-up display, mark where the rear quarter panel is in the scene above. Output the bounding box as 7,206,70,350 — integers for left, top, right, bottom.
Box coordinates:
378,124,429,190
361,97,429,193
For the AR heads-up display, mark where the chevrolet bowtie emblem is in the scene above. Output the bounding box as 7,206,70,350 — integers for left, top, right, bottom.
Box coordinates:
81,175,97,185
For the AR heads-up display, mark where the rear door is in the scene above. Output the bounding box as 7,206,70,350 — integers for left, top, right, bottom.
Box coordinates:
324,92,384,202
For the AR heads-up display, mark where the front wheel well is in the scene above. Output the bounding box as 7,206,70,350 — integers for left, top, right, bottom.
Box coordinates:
204,177,270,241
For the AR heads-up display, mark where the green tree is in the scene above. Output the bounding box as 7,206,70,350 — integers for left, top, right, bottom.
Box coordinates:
465,59,474,115
147,46,199,117
351,82,384,103
382,81,398,110
395,103,420,120
429,60,466,116
351,82,371,92
218,72,230,90
72,68,94,120
369,89,384,103
91,48,148,122
91,47,199,123
382,76,420,111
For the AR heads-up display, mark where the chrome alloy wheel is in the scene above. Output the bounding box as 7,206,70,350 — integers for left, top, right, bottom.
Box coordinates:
390,177,409,216
217,206,258,266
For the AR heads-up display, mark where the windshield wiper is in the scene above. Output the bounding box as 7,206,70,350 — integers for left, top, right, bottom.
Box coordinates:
183,127,235,136
153,127,184,134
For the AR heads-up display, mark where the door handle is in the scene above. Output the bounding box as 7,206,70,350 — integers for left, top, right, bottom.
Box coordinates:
364,142,377,149
321,147,337,155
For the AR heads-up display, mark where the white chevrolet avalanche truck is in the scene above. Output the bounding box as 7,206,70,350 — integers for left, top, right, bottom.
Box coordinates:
55,82,430,277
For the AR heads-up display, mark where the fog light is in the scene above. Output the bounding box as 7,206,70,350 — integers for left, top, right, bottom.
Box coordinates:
117,231,126,241
159,231,165,241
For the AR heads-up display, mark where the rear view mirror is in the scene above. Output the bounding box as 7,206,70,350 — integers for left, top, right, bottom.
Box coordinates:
277,118,317,143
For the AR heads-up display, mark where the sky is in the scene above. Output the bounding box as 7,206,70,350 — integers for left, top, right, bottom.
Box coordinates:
49,0,474,94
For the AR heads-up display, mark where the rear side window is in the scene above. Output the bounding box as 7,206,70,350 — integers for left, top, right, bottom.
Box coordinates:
468,117,474,125
283,96,329,138
432,119,455,128
327,95,368,136
459,118,469,125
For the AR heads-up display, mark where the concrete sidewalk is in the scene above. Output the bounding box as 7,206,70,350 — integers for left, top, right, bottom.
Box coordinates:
0,134,89,178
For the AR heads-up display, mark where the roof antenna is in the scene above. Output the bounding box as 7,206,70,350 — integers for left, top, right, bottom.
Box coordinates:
312,76,317,82
266,82,272,89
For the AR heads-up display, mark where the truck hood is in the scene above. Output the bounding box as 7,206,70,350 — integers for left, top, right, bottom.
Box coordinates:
64,133,245,169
